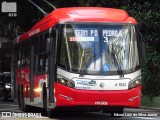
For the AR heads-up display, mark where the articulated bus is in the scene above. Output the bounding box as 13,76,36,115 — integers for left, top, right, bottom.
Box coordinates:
12,7,144,117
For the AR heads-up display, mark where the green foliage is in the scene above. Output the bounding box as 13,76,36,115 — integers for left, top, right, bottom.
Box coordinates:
127,1,160,99
76,0,160,99
142,46,160,99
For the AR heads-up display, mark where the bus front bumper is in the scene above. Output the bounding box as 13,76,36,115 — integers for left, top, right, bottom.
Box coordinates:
55,83,142,108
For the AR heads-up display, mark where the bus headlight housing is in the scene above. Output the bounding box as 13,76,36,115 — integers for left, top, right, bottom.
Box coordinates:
57,75,75,88
128,76,141,89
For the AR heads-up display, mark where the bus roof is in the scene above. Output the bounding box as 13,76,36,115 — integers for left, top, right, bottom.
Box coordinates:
18,7,137,42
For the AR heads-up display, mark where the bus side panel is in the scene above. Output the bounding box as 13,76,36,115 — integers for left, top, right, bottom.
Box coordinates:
22,68,30,98
55,83,76,106
125,85,142,107
33,74,47,98
16,68,30,98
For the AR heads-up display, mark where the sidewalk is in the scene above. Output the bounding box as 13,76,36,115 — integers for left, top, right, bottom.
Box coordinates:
141,106,160,111
141,96,160,112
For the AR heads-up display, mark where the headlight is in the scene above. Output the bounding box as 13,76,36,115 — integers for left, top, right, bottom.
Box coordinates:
57,75,75,88
128,76,141,89
5,85,11,89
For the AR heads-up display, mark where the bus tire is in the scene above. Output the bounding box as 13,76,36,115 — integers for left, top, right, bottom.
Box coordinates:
43,85,47,115
47,109,53,118
18,86,21,108
47,109,59,118
43,85,57,118
21,86,30,112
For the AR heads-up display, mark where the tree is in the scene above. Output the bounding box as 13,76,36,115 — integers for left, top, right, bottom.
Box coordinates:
76,0,160,99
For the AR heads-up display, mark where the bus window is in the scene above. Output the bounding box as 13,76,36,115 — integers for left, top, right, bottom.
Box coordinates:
25,41,30,67
44,33,49,73
45,57,48,73
34,32,49,75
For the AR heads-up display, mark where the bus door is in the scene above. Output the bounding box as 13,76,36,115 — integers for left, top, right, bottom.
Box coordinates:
47,28,57,105
30,43,34,103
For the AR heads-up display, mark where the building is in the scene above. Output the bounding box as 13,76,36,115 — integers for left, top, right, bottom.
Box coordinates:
0,19,18,73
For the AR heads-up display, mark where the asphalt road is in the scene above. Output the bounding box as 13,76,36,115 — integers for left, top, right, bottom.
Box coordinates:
0,99,160,120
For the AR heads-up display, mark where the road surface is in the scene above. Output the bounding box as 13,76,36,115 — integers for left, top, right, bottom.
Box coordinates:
0,100,159,120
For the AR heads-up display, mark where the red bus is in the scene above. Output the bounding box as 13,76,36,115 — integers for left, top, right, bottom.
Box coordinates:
12,7,143,117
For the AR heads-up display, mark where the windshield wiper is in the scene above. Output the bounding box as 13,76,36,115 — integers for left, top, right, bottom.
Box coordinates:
111,52,124,78
79,54,96,77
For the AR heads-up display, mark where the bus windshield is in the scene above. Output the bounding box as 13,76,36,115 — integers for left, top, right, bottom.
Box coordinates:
59,23,140,75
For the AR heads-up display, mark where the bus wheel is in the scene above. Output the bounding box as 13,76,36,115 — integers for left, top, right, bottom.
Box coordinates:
43,86,56,118
43,85,57,118
18,87,21,108
21,87,30,112
43,86,47,115
47,109,53,118
47,109,59,118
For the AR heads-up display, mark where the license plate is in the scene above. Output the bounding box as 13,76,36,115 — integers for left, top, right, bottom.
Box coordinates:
95,101,108,105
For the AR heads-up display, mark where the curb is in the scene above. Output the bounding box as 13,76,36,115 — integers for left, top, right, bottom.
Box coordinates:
141,106,160,111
